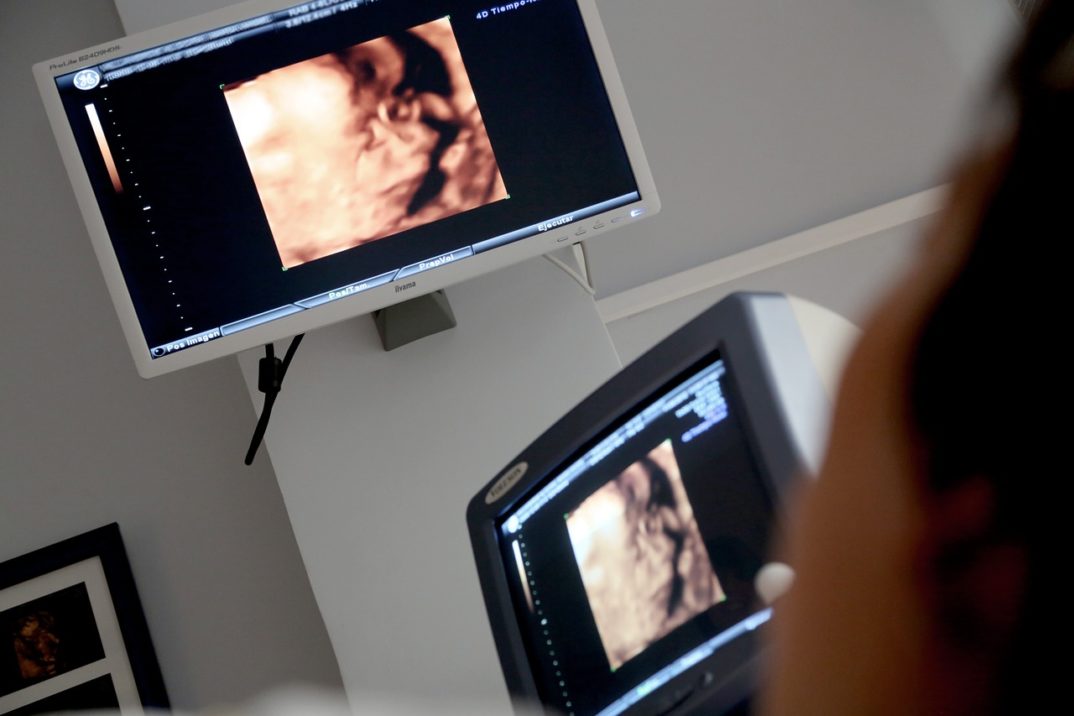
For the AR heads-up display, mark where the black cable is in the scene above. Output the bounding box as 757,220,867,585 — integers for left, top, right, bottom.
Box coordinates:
244,333,304,465
280,332,303,372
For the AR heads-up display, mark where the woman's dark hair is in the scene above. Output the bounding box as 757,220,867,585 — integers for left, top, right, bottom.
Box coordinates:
909,0,1071,710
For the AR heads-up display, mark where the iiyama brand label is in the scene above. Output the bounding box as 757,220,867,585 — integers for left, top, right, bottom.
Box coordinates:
486,462,528,504
395,281,417,293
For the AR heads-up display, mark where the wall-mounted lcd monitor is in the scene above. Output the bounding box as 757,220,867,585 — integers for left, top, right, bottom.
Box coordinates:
33,0,659,377
468,293,831,716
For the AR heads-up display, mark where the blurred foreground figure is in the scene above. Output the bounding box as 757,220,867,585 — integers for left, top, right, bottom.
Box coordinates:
763,2,1070,715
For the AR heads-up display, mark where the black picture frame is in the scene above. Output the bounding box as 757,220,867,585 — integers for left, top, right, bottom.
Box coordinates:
0,524,168,714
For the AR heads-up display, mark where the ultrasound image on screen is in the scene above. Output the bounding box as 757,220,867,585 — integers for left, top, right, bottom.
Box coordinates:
567,439,726,671
224,17,508,268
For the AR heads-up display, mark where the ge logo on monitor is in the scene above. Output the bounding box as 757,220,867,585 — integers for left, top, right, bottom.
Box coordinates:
73,68,101,90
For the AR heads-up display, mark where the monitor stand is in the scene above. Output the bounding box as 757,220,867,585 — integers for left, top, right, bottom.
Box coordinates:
236,256,621,708
370,245,589,351
372,290,457,351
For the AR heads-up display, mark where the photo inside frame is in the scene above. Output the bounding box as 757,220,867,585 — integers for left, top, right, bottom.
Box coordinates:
224,16,509,268
0,584,105,698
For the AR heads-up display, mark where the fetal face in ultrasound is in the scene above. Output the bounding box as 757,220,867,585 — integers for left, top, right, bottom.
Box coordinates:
567,440,726,671
224,18,508,268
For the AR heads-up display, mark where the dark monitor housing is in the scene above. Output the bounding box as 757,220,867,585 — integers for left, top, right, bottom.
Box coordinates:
34,0,658,376
467,292,830,716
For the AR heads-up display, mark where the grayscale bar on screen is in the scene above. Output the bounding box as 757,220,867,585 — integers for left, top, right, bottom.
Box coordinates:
471,192,640,253
221,304,304,336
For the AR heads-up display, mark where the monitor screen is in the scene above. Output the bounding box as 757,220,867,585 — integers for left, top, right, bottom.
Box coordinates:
496,355,773,716
469,293,831,716
34,0,658,376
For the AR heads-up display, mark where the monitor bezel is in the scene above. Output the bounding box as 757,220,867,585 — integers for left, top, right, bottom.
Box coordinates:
466,292,827,714
31,0,660,378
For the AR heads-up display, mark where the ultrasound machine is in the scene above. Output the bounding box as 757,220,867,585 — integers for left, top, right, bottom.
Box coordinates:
468,292,849,715
34,0,854,710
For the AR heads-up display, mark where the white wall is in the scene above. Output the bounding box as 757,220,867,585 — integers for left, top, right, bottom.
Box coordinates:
0,0,342,708
584,0,990,297
604,219,926,366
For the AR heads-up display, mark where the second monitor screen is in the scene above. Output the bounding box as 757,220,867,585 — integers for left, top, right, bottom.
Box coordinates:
499,356,776,714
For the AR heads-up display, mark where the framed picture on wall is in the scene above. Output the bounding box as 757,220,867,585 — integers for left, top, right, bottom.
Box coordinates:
0,524,168,714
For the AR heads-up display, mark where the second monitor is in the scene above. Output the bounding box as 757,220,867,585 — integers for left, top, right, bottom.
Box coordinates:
468,293,835,716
